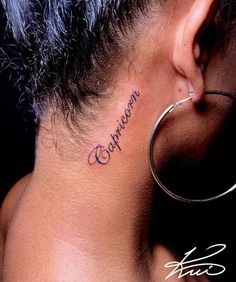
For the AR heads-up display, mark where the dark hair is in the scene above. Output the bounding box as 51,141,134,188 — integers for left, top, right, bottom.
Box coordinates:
1,0,159,124
0,0,236,124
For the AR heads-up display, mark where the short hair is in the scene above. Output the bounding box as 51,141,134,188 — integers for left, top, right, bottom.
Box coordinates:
1,0,161,124
0,0,236,124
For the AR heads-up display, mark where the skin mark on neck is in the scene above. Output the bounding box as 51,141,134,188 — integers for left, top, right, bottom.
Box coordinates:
88,90,141,165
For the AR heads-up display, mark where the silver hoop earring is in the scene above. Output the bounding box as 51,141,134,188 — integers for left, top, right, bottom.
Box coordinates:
148,90,236,204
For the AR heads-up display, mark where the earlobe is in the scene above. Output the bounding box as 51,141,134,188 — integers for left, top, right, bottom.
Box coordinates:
173,0,218,103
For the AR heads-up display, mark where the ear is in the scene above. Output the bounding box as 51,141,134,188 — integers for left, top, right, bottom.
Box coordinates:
173,0,218,102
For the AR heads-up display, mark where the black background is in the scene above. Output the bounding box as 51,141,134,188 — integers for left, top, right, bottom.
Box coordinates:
0,71,35,204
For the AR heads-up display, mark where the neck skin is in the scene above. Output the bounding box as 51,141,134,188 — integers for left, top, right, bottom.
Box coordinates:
4,78,165,281
34,87,155,250
4,11,176,276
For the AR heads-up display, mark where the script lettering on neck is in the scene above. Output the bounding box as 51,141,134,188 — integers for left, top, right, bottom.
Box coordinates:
88,91,140,165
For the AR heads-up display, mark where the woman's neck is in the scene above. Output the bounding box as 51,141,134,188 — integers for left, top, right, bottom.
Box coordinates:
5,110,156,280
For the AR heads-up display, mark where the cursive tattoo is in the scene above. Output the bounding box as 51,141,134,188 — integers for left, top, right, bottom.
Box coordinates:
165,244,226,280
88,91,140,165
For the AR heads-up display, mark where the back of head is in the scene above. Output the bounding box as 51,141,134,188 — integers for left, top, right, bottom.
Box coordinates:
1,0,235,125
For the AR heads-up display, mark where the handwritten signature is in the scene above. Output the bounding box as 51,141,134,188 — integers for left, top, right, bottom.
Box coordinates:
165,244,226,280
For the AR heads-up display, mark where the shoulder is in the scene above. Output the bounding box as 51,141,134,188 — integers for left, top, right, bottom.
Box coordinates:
0,173,32,234
0,173,32,277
